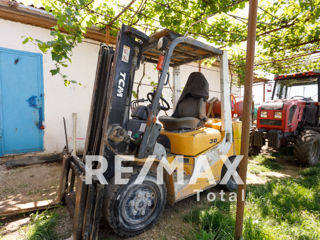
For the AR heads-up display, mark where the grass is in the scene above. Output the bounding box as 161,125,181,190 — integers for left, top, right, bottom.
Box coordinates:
26,209,60,240
184,163,320,240
184,201,235,240
0,221,5,240
248,154,283,174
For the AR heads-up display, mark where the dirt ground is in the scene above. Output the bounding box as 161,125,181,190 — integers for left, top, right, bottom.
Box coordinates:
0,161,62,240
0,153,303,240
0,162,61,213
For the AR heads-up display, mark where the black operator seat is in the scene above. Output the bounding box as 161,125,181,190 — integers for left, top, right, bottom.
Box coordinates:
159,72,209,131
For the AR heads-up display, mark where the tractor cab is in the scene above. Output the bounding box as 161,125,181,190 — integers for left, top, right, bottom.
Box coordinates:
251,70,320,166
272,71,320,102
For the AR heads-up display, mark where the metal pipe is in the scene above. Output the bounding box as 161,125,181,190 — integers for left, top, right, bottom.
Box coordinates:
71,155,85,173
234,0,258,239
263,82,266,102
63,117,69,151
272,80,277,100
172,66,181,109
72,113,77,157
318,76,320,102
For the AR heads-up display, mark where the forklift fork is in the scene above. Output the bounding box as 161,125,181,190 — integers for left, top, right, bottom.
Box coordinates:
58,153,104,240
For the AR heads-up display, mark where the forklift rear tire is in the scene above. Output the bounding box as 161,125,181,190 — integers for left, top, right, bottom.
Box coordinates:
104,170,167,237
294,130,320,166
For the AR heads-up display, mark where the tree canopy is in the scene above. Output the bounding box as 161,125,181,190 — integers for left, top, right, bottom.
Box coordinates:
23,0,320,85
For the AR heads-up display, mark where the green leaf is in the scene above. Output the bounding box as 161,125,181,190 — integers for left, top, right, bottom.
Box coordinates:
24,0,320,86
22,37,30,44
50,68,60,76
132,90,137,99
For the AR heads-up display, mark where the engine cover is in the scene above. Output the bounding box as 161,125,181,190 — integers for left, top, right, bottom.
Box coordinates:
257,99,306,132
160,127,222,156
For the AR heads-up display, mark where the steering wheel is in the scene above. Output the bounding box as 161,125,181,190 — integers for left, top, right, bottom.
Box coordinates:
147,92,170,111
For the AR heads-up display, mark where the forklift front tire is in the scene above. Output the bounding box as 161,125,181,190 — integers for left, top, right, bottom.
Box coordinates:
220,156,238,192
104,170,167,237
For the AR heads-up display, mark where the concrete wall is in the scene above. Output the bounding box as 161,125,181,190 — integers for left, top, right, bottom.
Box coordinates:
0,18,238,156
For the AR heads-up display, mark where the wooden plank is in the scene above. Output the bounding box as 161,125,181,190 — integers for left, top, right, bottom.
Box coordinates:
89,184,105,240
82,185,96,240
68,170,76,193
5,154,61,168
105,25,110,44
0,200,57,217
72,113,78,156
73,175,88,240
57,155,71,203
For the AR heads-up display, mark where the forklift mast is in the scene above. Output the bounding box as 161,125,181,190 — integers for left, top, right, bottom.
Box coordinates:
106,26,148,128
84,25,150,170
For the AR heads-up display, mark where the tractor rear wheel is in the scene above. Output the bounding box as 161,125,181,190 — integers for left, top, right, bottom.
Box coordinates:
294,130,320,166
104,170,167,237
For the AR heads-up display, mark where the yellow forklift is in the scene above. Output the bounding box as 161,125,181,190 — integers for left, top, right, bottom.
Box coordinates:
58,25,242,239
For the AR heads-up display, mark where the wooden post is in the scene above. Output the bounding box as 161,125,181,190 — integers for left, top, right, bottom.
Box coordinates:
234,0,258,239
105,25,110,45
198,60,202,72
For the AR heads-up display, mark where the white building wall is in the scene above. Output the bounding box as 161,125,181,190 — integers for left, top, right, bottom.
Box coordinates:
239,82,274,105
0,18,238,155
0,18,99,154
133,62,239,116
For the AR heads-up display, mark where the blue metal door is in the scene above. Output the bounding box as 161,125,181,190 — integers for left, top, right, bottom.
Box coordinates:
0,48,44,156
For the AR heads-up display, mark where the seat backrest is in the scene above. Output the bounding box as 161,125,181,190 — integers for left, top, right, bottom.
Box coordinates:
173,96,207,119
172,72,209,120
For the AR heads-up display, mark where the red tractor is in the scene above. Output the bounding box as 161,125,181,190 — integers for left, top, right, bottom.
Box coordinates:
250,70,320,166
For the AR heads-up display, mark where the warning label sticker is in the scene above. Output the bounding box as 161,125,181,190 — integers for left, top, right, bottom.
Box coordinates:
121,45,130,63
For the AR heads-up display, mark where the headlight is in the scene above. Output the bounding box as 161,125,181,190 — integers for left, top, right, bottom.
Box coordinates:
274,111,282,119
260,111,268,118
